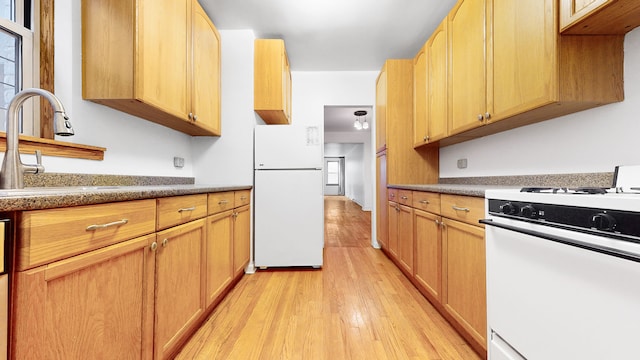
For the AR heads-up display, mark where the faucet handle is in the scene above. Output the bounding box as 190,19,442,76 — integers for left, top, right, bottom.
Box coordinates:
23,150,45,175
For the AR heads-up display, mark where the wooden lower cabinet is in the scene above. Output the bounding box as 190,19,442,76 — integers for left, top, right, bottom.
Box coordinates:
154,219,207,359
441,217,486,354
413,209,442,302
205,210,234,307
12,234,157,360
396,204,414,275
387,201,399,259
233,204,251,277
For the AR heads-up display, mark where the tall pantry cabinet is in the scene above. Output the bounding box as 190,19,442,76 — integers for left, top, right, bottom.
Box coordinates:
375,60,438,250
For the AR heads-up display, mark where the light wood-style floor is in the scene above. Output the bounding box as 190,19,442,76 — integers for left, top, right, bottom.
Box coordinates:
176,196,480,359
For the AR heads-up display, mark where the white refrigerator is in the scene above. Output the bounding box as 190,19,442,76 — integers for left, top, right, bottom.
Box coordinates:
254,125,324,268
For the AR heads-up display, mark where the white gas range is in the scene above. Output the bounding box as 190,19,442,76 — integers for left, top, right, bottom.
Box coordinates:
483,180,640,359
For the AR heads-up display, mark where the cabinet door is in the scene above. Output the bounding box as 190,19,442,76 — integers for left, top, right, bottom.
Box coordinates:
448,0,487,135
375,69,387,152
233,204,251,277
206,211,234,307
413,44,428,147
427,19,448,142
491,0,557,122
414,210,442,301
191,0,221,135
138,0,190,120
387,201,399,259
376,152,388,249
560,0,609,30
442,218,487,349
155,219,206,359
397,204,414,275
13,235,156,360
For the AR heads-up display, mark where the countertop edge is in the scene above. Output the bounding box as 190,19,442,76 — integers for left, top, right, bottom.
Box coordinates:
0,185,253,211
388,184,521,198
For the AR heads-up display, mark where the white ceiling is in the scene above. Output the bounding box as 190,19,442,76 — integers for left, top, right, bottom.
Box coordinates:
201,0,458,71
201,0,457,134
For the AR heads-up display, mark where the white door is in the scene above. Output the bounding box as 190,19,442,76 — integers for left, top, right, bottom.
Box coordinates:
324,157,344,196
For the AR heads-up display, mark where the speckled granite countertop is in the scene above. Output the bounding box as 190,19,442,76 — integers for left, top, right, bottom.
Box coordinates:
388,184,521,197
0,180,252,211
390,172,614,198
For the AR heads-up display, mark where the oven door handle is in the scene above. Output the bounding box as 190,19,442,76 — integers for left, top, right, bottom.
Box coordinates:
480,219,640,264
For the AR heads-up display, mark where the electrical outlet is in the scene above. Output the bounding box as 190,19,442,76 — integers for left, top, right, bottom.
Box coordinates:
457,158,467,169
173,156,185,168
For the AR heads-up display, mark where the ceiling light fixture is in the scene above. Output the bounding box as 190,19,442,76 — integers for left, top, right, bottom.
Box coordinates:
353,110,369,130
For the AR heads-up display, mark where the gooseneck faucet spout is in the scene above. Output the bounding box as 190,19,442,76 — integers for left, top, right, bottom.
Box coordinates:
0,88,74,189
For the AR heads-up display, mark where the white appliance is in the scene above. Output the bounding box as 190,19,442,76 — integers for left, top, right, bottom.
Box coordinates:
483,186,640,360
254,125,324,268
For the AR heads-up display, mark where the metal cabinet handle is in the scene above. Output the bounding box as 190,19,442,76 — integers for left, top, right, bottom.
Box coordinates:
390,193,395,198
477,114,484,121
435,219,440,225
401,196,408,200
150,241,158,251
485,112,491,120
232,212,238,218
178,206,196,212
193,114,198,121
240,196,247,200
452,205,470,212
188,112,193,120
86,219,128,231
162,238,169,247
218,199,229,205
419,200,430,205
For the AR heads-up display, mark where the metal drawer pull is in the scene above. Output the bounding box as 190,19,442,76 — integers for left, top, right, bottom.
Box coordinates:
401,196,408,200
218,199,229,205
419,200,430,204
240,196,247,200
86,219,128,231
178,206,196,212
452,205,470,212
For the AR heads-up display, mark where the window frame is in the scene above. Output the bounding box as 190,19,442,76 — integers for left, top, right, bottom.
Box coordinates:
0,0,106,160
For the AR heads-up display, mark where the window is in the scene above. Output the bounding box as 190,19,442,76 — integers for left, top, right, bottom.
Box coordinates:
0,0,36,135
327,160,339,185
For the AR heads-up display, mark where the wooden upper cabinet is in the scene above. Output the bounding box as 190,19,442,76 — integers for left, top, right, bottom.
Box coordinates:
375,69,388,152
413,44,428,147
82,0,221,136
448,0,488,136
442,0,624,145
560,0,640,34
427,19,448,143
192,0,222,135
254,39,292,124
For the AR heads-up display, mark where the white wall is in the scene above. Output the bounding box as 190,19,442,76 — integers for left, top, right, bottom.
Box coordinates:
191,30,259,185
325,131,373,210
42,0,195,176
324,142,367,208
292,72,378,244
441,27,640,177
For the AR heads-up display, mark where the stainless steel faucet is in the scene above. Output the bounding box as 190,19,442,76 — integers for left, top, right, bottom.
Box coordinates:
0,88,74,189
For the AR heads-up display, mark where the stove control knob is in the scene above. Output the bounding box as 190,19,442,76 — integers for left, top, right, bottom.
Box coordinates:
520,205,538,219
591,213,616,231
499,202,518,215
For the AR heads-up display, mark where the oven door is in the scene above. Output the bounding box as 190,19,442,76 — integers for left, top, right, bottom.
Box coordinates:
484,216,640,360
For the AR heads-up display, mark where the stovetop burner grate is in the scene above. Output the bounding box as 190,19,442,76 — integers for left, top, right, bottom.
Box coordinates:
520,187,610,194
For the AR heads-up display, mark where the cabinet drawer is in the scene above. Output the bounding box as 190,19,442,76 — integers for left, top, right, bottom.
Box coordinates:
397,190,413,206
17,199,156,270
440,194,484,227
157,194,208,230
412,191,440,213
388,188,398,202
234,190,251,207
208,191,235,215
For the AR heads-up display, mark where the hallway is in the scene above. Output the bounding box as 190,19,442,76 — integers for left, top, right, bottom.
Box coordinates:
177,196,480,359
